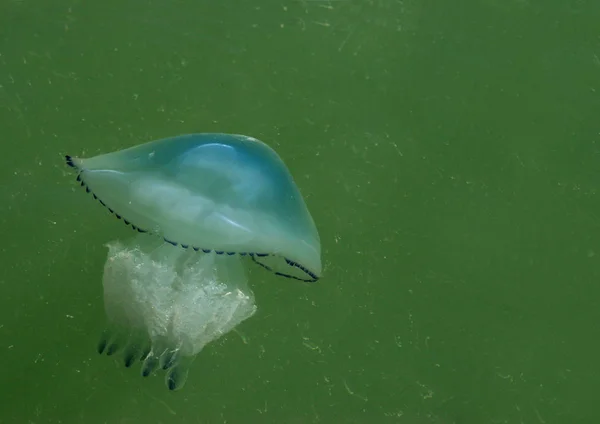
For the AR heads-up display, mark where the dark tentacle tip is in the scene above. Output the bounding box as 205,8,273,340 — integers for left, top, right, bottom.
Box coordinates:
124,353,136,368
106,343,119,356
162,357,175,370
97,339,107,354
142,356,158,377
65,155,76,168
166,370,180,391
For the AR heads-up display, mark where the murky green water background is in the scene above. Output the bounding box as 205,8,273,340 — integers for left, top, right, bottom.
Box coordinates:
1,1,599,423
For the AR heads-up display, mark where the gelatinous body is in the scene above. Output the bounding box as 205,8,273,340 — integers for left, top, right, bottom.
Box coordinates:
67,133,321,281
66,133,321,390
99,234,256,390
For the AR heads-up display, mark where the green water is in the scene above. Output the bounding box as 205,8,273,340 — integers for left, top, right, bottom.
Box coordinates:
1,1,599,423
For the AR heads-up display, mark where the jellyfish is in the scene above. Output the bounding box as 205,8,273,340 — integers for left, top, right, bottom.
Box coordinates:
65,133,321,390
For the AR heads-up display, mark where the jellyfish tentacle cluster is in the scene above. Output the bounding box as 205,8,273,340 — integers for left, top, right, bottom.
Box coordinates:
66,133,321,390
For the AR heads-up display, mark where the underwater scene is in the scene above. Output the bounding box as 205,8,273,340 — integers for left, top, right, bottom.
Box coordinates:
1,1,599,423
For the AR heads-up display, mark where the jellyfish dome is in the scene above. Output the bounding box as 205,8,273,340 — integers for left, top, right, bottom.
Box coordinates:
66,133,321,390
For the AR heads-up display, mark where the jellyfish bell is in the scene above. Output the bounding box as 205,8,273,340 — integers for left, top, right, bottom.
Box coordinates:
66,133,321,390
66,133,321,281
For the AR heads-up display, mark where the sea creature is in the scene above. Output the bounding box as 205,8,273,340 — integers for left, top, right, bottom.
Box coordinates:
66,133,321,390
